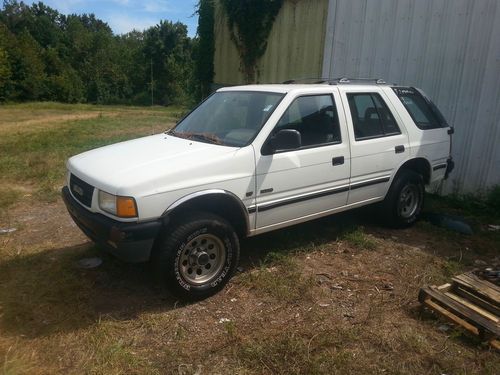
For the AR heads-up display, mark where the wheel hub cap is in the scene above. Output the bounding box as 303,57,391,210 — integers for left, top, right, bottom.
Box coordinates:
179,234,226,285
398,184,419,219
196,252,210,266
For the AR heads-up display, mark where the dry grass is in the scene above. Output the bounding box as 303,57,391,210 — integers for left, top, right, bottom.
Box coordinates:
0,102,182,205
0,103,499,374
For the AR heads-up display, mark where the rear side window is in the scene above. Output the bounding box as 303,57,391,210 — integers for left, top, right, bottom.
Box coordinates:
347,93,401,140
393,87,447,130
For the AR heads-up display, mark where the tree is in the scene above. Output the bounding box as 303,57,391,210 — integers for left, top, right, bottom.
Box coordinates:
194,0,214,100
144,21,193,105
0,1,197,105
10,29,46,100
0,47,11,100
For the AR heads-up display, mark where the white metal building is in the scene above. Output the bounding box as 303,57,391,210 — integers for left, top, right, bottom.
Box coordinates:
214,0,500,194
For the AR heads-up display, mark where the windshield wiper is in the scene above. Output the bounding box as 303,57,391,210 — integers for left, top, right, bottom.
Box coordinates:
188,133,223,145
168,131,222,145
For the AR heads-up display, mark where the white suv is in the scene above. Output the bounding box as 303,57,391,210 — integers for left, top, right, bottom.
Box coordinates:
62,79,454,299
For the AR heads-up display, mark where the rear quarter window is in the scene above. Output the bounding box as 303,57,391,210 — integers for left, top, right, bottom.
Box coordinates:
392,87,447,130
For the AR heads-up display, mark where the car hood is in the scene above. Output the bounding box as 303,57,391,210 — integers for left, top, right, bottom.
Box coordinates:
67,134,246,196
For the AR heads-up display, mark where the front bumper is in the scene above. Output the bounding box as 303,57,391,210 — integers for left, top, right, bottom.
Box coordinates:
62,186,162,262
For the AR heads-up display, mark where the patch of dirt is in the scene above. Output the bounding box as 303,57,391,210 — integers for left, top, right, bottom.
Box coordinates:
0,199,88,255
0,202,498,374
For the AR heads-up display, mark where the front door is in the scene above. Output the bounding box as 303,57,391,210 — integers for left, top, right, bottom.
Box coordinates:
255,91,351,231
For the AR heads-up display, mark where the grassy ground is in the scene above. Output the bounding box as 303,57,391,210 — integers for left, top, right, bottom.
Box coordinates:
0,103,499,374
0,102,184,207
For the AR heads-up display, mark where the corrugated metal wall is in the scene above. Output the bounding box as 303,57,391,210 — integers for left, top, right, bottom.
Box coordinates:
213,0,329,85
322,0,500,194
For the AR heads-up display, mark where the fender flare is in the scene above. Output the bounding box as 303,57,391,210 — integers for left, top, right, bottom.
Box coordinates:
161,189,251,235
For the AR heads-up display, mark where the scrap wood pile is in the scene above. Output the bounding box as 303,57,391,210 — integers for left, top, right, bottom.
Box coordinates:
419,267,499,350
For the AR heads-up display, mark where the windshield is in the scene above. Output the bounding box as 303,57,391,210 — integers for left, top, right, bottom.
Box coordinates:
170,91,284,147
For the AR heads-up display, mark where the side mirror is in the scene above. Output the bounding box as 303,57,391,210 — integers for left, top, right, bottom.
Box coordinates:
263,129,302,155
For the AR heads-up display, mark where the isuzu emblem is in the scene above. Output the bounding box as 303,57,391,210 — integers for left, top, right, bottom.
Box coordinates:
73,184,84,196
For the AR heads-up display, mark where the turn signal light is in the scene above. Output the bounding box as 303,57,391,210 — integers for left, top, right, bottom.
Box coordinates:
116,196,137,218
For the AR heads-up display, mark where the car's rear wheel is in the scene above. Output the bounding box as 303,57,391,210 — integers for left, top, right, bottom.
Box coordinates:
152,212,239,300
382,169,424,228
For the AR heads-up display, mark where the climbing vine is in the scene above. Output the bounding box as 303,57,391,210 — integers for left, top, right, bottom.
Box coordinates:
195,0,215,99
221,0,284,83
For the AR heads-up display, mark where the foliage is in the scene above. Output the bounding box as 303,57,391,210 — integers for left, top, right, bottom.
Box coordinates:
435,185,500,221
0,1,199,105
221,0,283,83
486,185,500,213
194,0,215,99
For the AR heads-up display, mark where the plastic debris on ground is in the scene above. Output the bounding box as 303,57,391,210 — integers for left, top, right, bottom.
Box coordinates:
421,213,473,235
0,228,17,235
76,257,103,269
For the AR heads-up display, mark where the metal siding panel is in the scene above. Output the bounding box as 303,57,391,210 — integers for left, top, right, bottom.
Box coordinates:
373,0,398,79
358,0,380,77
451,0,497,193
213,2,244,84
322,0,337,77
460,0,500,191
214,0,328,84
213,0,500,193
324,0,500,193
389,0,413,83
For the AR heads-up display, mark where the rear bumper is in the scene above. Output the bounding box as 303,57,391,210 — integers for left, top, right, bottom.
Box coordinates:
62,186,161,262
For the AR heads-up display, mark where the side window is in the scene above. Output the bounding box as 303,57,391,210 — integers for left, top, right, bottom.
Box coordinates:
275,94,341,147
393,88,446,130
347,93,401,140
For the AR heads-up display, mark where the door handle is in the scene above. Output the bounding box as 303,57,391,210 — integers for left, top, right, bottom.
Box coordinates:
395,145,405,154
332,156,344,166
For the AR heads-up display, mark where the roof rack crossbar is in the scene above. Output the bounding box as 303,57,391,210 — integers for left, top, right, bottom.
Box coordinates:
282,77,331,84
329,77,386,85
282,77,388,85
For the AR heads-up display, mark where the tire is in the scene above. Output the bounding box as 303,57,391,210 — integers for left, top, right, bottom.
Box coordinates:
381,169,424,228
152,212,240,300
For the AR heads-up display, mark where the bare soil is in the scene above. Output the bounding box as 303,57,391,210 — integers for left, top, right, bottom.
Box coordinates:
0,197,498,374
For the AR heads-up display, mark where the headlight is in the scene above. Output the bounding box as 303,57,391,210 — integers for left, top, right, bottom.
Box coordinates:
98,190,138,218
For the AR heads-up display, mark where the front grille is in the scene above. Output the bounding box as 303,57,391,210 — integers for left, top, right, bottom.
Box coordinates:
69,174,94,207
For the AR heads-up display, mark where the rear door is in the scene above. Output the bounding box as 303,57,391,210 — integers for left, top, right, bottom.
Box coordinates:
339,87,410,205
254,90,350,231
391,87,452,183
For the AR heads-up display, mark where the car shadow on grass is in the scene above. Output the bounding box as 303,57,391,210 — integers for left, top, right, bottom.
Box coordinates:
2,203,476,340
0,242,182,338
0,207,379,339
239,206,378,269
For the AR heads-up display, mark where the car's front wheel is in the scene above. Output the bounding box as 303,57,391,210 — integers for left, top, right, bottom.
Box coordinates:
152,212,240,300
382,169,424,228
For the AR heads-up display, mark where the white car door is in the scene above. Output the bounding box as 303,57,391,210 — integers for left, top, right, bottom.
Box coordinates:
254,91,351,232
339,87,410,205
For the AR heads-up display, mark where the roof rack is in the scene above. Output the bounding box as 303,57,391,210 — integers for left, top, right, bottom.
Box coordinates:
282,77,387,85
282,77,330,84
329,77,387,85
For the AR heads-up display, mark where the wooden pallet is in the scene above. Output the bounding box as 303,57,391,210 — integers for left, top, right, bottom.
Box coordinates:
419,272,500,350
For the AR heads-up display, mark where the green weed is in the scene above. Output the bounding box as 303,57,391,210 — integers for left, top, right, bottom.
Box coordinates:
239,252,314,303
340,227,377,250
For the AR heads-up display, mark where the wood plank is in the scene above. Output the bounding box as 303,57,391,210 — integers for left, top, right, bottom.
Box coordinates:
437,283,452,291
465,272,500,293
453,285,500,316
444,292,499,322
423,297,479,335
491,339,500,351
452,273,500,308
422,286,499,336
